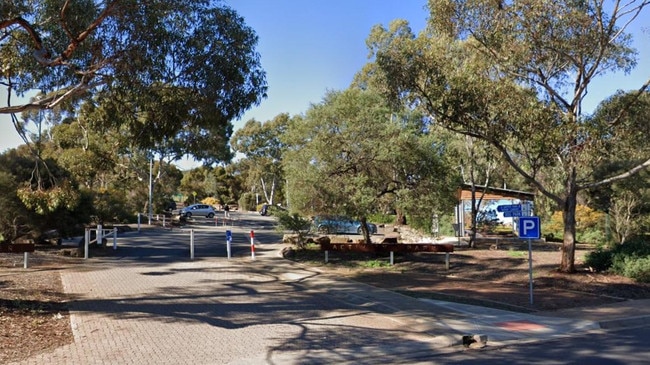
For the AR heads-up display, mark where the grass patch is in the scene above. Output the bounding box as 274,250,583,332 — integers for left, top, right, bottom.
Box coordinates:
507,249,526,258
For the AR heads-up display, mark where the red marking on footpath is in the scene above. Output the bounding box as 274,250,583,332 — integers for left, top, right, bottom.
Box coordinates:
495,320,547,331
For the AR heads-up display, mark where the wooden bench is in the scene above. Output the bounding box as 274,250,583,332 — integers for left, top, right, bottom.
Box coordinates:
1,243,36,268
320,242,454,269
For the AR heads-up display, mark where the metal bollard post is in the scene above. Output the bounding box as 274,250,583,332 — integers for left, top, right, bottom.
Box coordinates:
24,252,29,269
226,230,232,259
84,228,90,259
190,229,195,260
113,228,117,250
250,230,255,260
97,224,103,247
137,213,141,233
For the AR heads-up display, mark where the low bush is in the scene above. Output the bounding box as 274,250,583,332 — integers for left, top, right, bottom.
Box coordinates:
585,237,650,282
619,256,650,283
275,211,311,249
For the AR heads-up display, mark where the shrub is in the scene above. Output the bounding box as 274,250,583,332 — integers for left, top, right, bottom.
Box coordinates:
585,237,650,282
201,196,220,207
619,256,650,283
543,205,607,244
237,192,257,212
367,213,396,224
275,211,311,249
585,249,613,272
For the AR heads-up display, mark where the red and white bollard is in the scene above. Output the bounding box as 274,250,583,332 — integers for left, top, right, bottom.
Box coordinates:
250,230,255,260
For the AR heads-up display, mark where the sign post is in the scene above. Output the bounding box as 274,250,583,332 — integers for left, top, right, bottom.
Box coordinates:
519,217,540,305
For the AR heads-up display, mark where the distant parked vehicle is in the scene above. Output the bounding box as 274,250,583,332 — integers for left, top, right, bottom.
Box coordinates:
313,216,377,235
180,204,215,218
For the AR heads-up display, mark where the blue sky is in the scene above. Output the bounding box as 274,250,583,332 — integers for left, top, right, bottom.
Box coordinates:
1,0,649,169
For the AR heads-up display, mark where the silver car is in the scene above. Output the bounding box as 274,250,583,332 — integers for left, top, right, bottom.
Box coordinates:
180,204,216,218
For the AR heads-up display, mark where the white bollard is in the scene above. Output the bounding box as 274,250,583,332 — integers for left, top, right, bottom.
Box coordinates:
97,224,103,247
250,230,255,260
84,228,90,259
24,252,28,269
226,230,232,259
137,213,141,233
190,229,195,260
390,251,394,265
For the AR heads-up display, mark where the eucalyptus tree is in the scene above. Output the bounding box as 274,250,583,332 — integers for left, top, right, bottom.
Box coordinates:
587,91,650,244
282,88,458,243
230,114,290,206
364,0,650,272
1,0,266,212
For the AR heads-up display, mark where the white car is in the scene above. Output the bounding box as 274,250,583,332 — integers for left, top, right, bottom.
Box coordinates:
180,204,216,218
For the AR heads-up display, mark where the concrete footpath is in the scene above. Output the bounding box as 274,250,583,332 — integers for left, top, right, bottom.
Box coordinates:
9,220,650,365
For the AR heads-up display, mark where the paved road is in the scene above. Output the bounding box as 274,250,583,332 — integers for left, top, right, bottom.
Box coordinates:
11,213,460,364
11,212,644,364
414,324,650,365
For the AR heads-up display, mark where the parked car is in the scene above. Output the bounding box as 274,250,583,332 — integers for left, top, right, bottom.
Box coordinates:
313,216,377,235
180,204,216,218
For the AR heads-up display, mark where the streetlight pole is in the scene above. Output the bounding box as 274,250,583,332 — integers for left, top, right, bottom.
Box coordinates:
148,158,153,225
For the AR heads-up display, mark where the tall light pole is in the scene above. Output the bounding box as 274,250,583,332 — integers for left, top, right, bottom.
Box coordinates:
148,158,153,225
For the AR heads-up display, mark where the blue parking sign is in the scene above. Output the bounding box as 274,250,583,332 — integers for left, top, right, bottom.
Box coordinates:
226,230,232,241
519,217,540,239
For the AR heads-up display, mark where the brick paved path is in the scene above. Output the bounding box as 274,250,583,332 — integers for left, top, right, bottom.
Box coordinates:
10,227,454,365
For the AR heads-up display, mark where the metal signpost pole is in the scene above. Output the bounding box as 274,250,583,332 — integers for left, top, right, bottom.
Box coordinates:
518,216,540,306
528,238,534,305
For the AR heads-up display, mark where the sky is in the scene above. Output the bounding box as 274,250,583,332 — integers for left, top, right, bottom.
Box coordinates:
1,1,649,170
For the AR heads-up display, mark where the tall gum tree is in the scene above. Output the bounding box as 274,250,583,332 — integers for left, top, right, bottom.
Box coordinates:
230,114,290,206
365,0,650,272
1,0,266,160
282,88,459,244
1,0,266,215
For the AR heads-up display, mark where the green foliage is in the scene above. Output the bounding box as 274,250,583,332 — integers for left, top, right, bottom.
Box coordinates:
275,211,311,249
239,192,257,212
584,249,613,272
231,114,289,205
2,1,267,163
585,238,650,282
0,170,25,242
92,188,134,224
16,182,81,215
507,249,526,259
283,88,459,244
362,260,391,269
365,1,650,272
406,214,456,237
543,205,607,244
617,256,650,283
367,213,396,225
239,193,256,211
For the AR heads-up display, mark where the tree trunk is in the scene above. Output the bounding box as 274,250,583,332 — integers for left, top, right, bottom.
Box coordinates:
359,217,372,244
469,186,477,248
395,209,407,225
559,192,578,273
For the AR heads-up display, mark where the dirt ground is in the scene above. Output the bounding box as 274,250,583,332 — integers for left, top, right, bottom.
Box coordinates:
2,239,650,364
